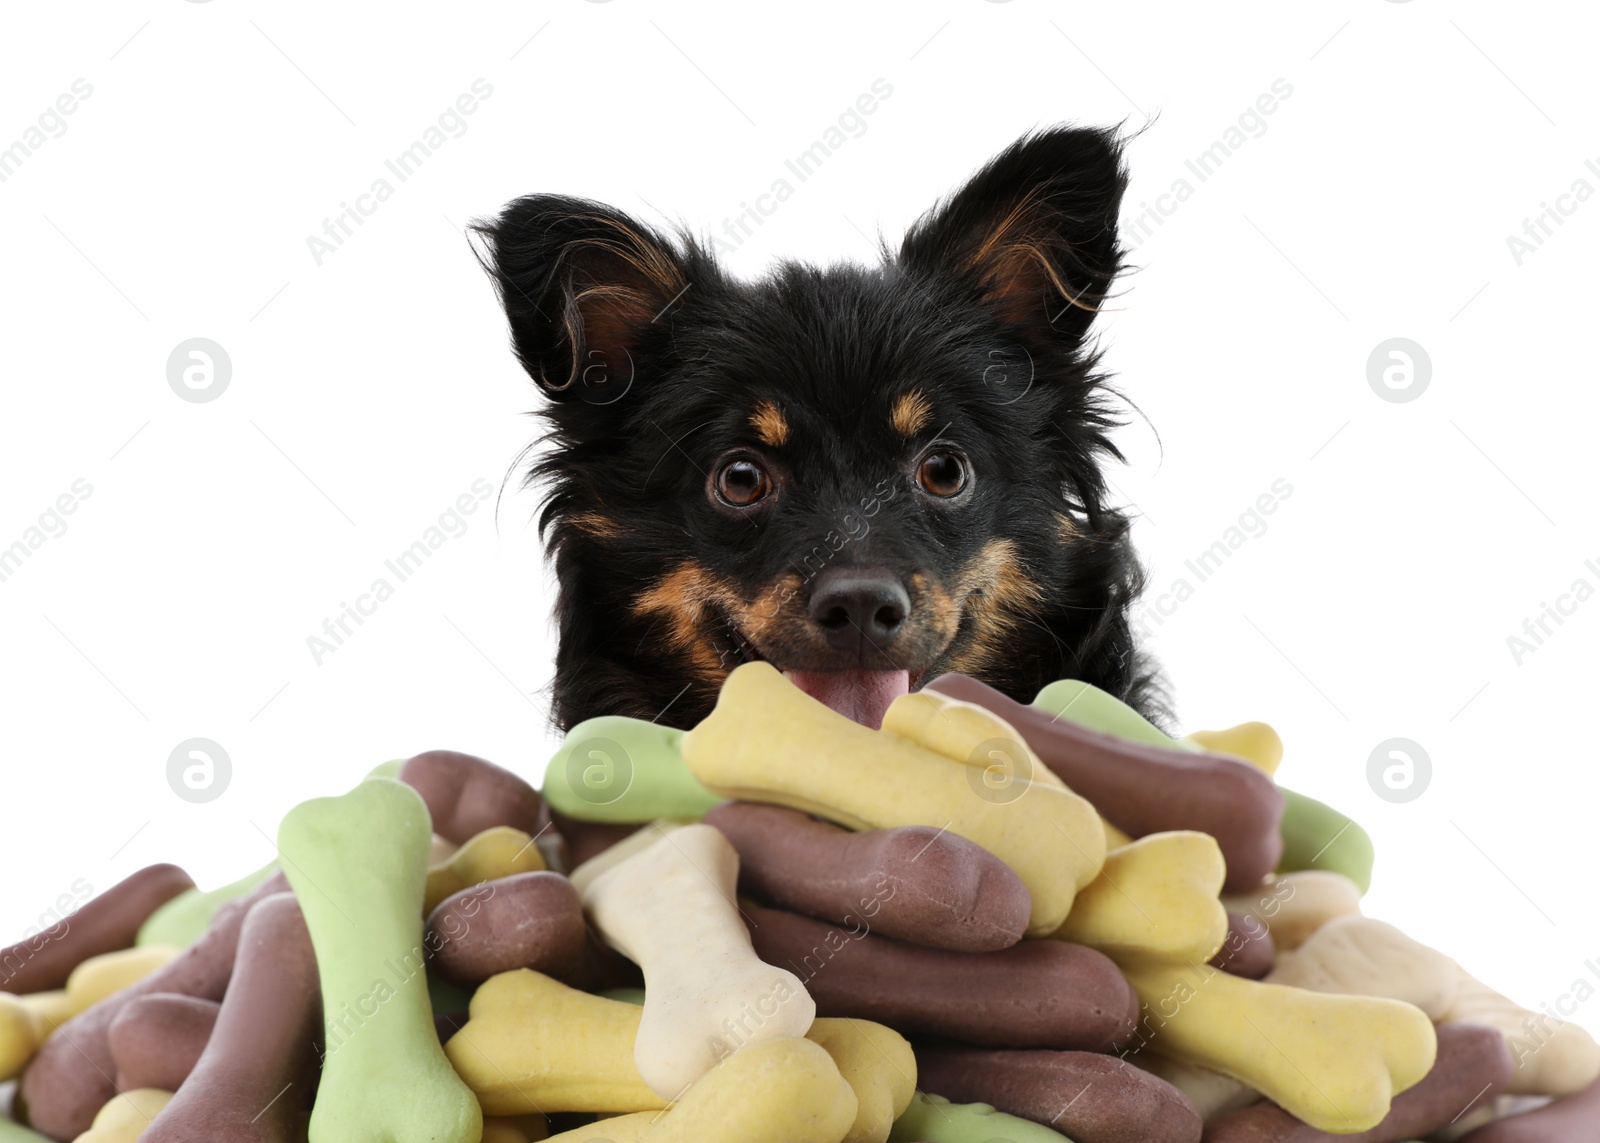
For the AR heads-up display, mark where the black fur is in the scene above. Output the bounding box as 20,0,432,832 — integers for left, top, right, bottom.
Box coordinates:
473,125,1167,732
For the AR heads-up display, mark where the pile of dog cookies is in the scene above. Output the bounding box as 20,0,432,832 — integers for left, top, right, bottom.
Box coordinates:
3,662,1597,1142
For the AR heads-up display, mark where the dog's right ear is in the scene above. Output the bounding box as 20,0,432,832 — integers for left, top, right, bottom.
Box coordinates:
472,196,690,402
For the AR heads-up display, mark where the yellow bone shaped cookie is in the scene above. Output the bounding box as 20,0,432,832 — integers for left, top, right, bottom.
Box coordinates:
587,991,915,1143
806,1017,917,1143
74,1088,175,1143
444,969,666,1115
681,662,1105,935
878,689,1069,792
1185,721,1283,775
1053,831,1229,966
65,945,182,1011
0,995,38,1082
18,989,75,1041
423,824,545,914
1122,958,1436,1133
0,949,181,1081
447,971,896,1143
884,688,1134,857
541,1036,858,1143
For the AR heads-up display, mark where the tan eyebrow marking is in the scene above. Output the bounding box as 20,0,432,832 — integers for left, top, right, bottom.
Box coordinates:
749,400,790,447
891,389,934,437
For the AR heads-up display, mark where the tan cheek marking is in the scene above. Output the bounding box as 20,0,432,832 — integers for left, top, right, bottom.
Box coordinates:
631,562,740,677
727,572,807,649
924,587,963,647
944,539,1046,677
749,401,790,447
908,571,962,649
890,389,934,437
1054,512,1078,543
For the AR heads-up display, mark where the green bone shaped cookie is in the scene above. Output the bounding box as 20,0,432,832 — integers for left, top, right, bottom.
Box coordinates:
1276,786,1376,894
0,1117,52,1143
543,716,724,823
278,777,482,1143
1033,677,1201,751
888,1092,1071,1142
142,761,419,950
1033,677,1377,896
136,862,277,948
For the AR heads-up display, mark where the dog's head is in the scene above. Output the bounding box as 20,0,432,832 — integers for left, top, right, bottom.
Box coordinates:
475,126,1159,731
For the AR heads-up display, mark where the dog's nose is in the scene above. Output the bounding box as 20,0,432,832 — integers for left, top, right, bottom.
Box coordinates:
808,569,910,650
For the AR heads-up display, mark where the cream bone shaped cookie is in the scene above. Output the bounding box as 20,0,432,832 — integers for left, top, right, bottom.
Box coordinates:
573,821,817,1099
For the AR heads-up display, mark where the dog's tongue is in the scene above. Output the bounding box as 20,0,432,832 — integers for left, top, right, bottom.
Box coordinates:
783,669,910,729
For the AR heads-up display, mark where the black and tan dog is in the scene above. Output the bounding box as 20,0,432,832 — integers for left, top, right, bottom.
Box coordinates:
473,126,1165,733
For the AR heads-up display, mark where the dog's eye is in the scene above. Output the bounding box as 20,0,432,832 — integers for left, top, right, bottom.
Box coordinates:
917,452,969,498
715,458,772,507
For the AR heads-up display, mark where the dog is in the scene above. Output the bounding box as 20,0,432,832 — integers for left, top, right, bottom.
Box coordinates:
472,125,1166,735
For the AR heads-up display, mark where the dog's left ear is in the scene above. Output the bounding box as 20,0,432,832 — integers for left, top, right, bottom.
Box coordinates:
898,126,1128,345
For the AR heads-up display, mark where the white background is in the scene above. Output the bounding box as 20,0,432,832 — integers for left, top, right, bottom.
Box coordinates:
2,0,1596,1036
